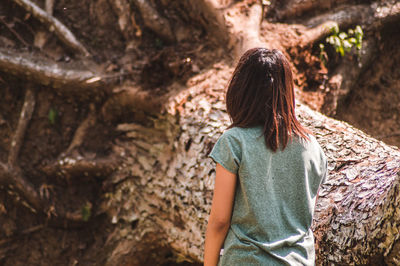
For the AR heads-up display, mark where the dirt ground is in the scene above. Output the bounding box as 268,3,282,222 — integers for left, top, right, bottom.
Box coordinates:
0,0,399,265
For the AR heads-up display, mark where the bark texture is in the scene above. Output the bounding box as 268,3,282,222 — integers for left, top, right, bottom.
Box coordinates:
101,65,400,265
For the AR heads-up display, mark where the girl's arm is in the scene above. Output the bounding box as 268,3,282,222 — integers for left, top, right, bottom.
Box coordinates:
204,163,237,266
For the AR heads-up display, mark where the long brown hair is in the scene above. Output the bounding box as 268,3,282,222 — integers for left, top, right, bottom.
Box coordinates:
226,48,310,152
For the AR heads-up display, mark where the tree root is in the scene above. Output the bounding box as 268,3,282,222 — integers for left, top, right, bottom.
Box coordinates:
101,86,165,122
132,0,174,42
13,0,89,56
45,0,54,15
303,1,400,31
0,49,103,90
109,0,141,41
179,0,264,58
273,0,354,20
180,0,230,47
41,157,119,180
304,5,373,29
224,0,264,57
0,162,42,211
65,104,97,155
8,89,35,166
0,88,42,211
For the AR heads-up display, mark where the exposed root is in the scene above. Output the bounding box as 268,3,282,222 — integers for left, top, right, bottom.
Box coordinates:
0,162,42,211
0,49,103,90
65,104,97,155
109,0,141,41
132,0,174,42
41,157,119,180
370,1,400,29
303,1,400,31
13,0,90,56
45,0,54,15
180,0,230,47
101,86,165,122
224,0,264,57
273,0,353,20
304,5,372,29
0,87,42,211
8,89,35,167
179,0,264,58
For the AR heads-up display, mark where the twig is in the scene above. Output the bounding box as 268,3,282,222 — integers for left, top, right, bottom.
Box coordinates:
8,89,35,166
13,0,90,56
65,104,97,154
0,16,30,47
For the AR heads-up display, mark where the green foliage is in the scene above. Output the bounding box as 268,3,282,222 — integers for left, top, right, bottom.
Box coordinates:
81,202,92,222
320,24,363,61
48,108,58,125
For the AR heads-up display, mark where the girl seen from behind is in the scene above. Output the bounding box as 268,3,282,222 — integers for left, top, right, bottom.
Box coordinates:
204,48,327,266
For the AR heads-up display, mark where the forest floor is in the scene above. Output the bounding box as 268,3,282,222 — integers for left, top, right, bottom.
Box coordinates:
0,0,399,265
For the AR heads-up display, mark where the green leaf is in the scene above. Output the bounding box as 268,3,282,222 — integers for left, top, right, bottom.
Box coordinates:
348,37,357,44
333,36,341,48
48,108,57,125
330,24,339,35
338,46,345,56
355,25,363,35
343,40,352,51
81,202,92,222
339,32,347,40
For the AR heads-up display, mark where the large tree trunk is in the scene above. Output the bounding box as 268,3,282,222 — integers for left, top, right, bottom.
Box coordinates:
0,0,399,265
100,65,400,265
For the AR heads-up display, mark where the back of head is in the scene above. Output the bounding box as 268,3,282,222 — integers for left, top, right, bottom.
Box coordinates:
226,48,309,152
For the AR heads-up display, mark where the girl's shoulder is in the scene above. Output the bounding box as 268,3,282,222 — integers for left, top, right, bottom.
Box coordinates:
223,126,262,138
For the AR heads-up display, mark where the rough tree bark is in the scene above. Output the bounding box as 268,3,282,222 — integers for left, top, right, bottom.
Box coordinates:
100,65,400,265
0,0,399,265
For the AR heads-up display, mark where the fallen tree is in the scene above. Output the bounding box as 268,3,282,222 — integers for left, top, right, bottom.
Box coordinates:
100,65,400,265
0,0,399,265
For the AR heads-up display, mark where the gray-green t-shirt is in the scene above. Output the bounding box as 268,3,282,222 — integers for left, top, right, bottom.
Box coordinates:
209,126,327,266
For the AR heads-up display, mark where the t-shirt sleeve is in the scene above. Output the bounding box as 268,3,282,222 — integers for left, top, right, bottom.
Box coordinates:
209,131,241,174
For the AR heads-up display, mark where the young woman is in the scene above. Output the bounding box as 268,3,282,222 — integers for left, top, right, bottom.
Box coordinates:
204,48,327,266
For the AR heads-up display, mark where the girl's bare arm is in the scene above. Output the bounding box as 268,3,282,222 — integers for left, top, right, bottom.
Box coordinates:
204,163,237,266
